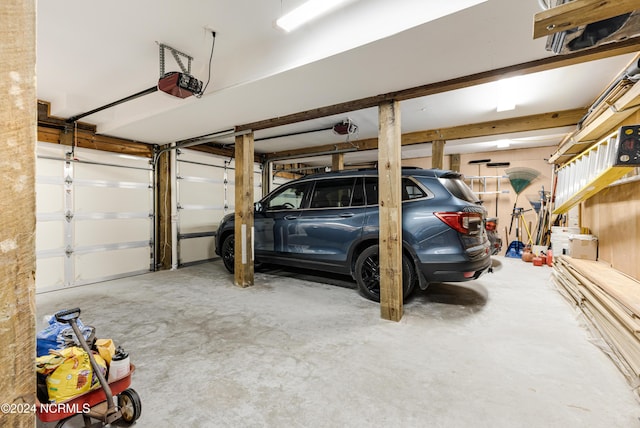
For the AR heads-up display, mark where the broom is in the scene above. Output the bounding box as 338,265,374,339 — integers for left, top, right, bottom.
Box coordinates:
505,167,540,257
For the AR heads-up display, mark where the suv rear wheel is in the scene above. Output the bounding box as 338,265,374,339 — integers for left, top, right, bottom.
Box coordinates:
355,245,416,302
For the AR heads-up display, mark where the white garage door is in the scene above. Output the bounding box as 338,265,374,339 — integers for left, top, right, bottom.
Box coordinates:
36,142,153,292
176,149,262,266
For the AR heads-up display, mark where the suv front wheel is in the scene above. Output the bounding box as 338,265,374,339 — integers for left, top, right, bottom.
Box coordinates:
354,245,416,302
221,234,235,273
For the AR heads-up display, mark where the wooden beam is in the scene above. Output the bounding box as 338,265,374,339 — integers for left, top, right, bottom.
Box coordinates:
264,108,586,161
1,0,36,426
332,152,344,171
156,150,172,270
432,140,445,169
238,38,640,132
234,132,255,287
38,100,96,132
403,108,586,144
378,100,403,322
37,126,154,158
450,153,461,172
533,0,640,39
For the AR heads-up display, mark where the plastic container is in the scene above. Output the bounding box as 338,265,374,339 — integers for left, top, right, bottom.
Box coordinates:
108,347,130,382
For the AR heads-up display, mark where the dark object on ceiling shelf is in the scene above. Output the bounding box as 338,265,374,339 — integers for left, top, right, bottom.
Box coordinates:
547,8,640,54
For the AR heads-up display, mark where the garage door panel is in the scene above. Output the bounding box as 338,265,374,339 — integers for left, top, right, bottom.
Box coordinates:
179,162,226,179
74,148,150,170
178,209,221,234
75,247,150,282
36,221,64,250
74,187,150,213
36,257,65,291
177,150,229,166
174,149,261,266
75,162,150,183
37,157,65,177
75,219,150,246
179,237,216,265
36,183,65,213
36,142,153,292
179,180,226,206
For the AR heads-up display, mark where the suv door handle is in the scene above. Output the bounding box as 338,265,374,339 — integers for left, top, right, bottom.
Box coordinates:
339,212,354,218
284,215,298,220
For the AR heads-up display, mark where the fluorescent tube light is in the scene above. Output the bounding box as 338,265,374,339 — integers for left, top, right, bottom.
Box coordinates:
496,139,511,148
276,0,349,32
496,101,516,112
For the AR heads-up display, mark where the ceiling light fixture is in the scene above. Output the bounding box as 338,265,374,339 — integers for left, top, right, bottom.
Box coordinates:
496,139,511,148
495,76,519,112
276,0,349,32
496,101,516,112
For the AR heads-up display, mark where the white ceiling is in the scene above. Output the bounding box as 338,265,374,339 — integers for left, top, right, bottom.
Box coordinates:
37,0,637,167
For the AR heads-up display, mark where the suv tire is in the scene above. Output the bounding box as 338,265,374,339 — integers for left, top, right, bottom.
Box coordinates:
355,245,416,302
221,234,235,273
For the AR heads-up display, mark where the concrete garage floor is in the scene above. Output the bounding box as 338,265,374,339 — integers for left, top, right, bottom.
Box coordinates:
36,257,640,427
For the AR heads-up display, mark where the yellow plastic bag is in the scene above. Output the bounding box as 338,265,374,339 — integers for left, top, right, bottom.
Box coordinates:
95,338,116,365
46,347,107,403
36,353,65,376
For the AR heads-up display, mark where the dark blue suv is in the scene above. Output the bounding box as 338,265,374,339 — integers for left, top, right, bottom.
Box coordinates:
215,168,491,301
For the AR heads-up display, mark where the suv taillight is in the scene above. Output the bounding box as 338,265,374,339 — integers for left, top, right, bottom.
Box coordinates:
435,212,483,235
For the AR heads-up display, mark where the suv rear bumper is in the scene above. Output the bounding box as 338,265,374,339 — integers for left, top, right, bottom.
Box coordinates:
418,255,492,283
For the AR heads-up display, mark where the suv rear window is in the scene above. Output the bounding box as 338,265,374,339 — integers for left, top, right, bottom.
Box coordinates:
439,177,480,204
364,177,429,205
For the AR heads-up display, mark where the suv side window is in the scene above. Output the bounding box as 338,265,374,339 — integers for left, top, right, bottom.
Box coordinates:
364,176,428,205
310,178,355,208
402,178,427,200
266,182,309,210
351,177,365,206
364,177,378,205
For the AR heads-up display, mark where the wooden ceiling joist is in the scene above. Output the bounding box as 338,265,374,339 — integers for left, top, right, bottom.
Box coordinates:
239,37,640,133
265,108,587,161
533,0,640,39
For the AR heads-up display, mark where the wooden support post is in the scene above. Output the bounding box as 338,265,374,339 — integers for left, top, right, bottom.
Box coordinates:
432,140,445,169
450,153,461,172
234,132,255,287
332,152,344,171
0,0,36,426
156,150,172,270
378,100,403,322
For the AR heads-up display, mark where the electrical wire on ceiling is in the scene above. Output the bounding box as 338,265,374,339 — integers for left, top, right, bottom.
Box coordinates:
195,31,217,98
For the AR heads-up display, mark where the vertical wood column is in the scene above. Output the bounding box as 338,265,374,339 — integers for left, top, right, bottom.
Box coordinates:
261,162,272,198
234,132,255,287
432,140,445,169
0,0,36,426
378,100,403,321
156,150,172,270
332,152,344,171
450,153,461,172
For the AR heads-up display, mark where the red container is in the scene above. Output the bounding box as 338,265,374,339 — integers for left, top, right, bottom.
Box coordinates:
533,256,544,266
546,250,553,266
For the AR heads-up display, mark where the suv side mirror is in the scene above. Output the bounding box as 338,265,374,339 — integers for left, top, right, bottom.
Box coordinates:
254,201,263,213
